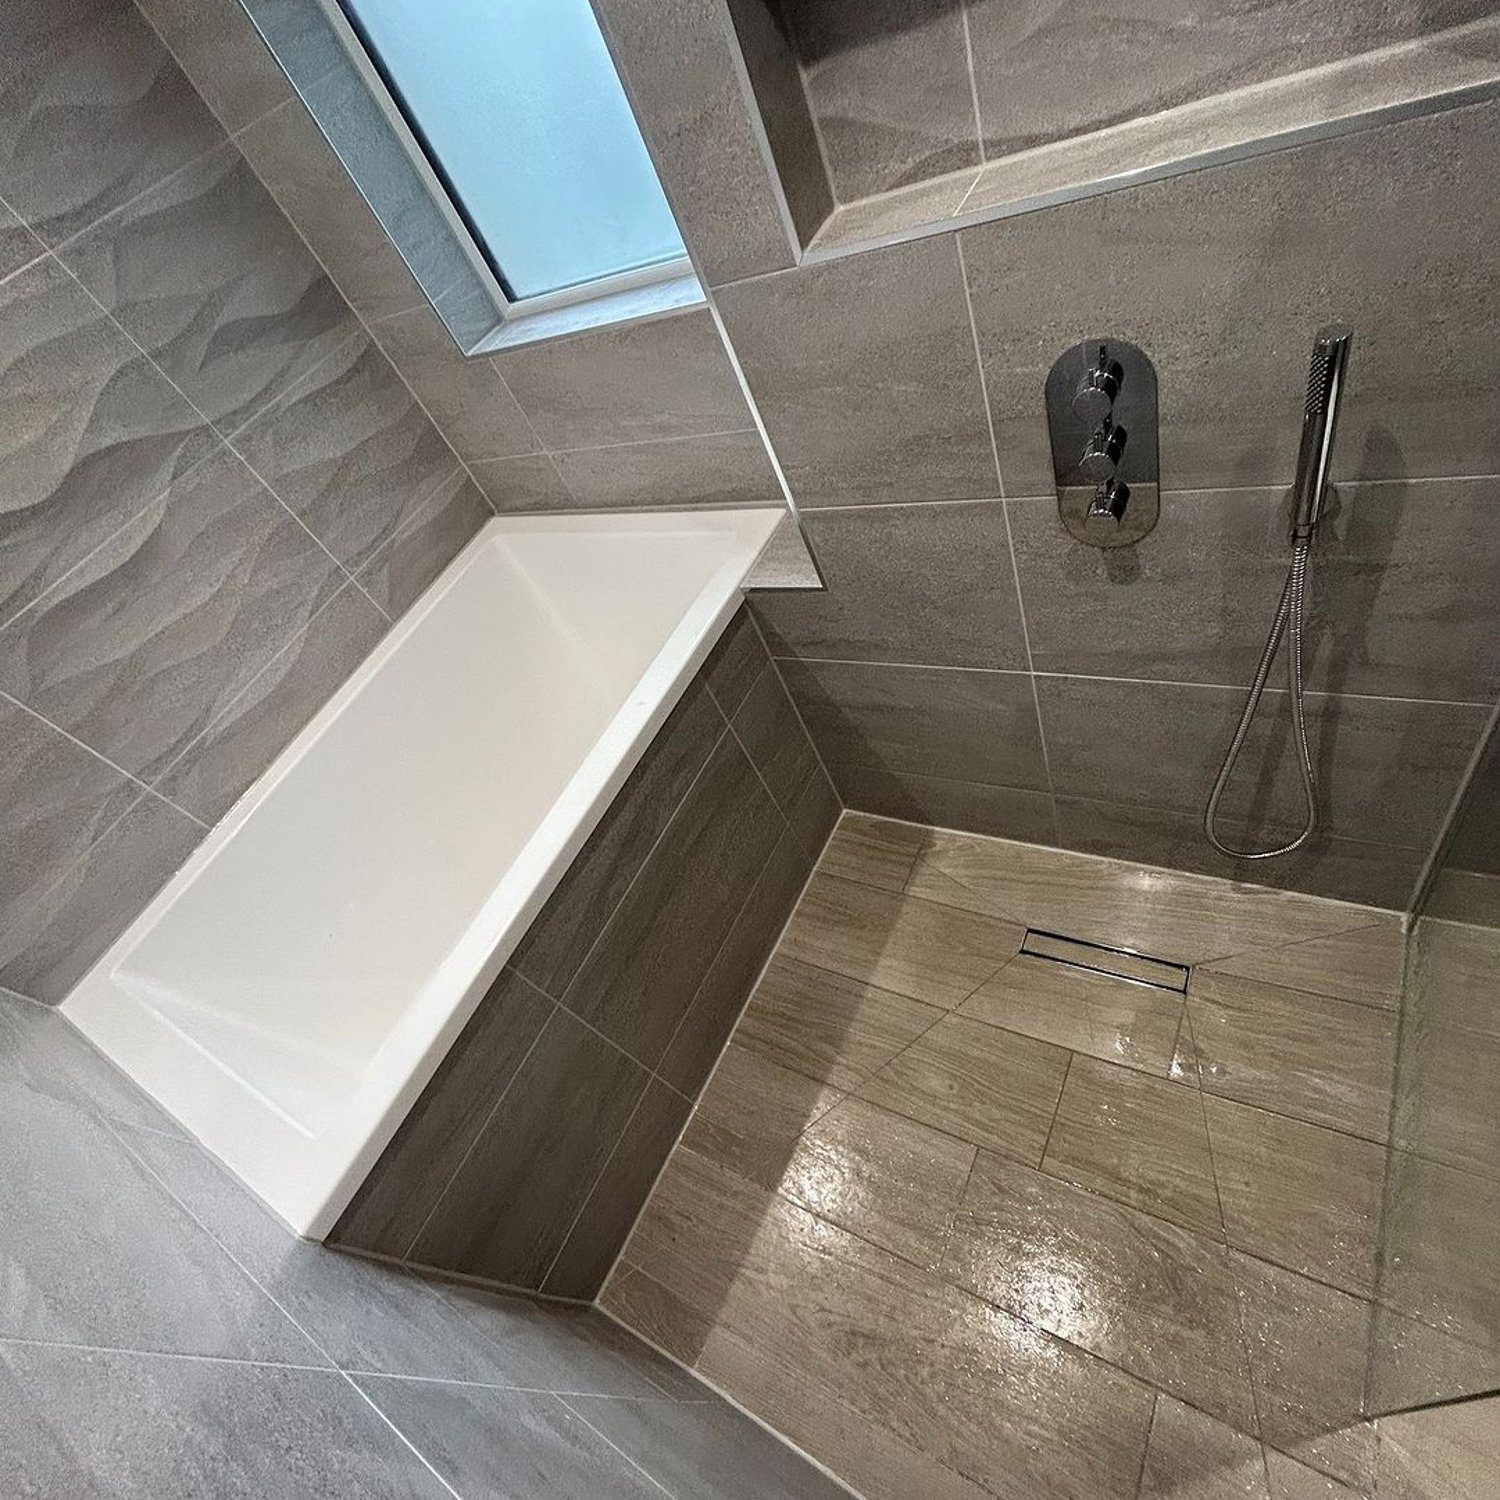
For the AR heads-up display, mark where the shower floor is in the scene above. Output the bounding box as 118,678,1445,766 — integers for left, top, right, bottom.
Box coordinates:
599,812,1473,1499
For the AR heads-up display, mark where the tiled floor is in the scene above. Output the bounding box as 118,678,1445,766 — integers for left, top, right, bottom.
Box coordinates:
0,988,848,1499
603,812,1497,1500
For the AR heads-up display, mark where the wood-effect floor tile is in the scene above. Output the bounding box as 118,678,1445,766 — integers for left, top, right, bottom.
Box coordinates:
961,952,1185,1076
1042,1055,1224,1237
905,827,1371,965
1139,1396,1270,1500
1188,972,1397,1141
780,872,1022,1008
1200,918,1407,1010
1377,1392,1500,1500
779,1096,976,1270
1205,1095,1385,1296
734,954,941,1092
816,811,925,892
945,1152,1258,1433
856,1013,1070,1163
1231,1252,1377,1491
680,1044,844,1193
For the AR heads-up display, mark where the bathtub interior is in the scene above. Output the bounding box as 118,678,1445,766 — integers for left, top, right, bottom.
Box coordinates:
99,517,772,1141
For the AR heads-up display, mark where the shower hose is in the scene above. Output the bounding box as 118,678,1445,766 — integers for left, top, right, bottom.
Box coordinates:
1202,540,1318,860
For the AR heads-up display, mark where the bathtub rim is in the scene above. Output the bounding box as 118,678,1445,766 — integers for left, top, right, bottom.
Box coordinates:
61,506,785,1238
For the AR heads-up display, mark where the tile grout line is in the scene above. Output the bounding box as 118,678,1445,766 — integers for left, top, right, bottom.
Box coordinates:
345,462,471,623
1132,1393,1162,1500
1037,1051,1075,1165
536,1081,658,1296
767,651,1495,712
142,571,395,804
341,1376,464,1499
1002,498,1061,837
555,1397,680,1499
958,1,988,164
743,608,844,808
397,999,559,1262
0,690,209,831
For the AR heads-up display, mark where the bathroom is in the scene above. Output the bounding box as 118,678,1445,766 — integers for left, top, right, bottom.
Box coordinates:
2,0,1497,1493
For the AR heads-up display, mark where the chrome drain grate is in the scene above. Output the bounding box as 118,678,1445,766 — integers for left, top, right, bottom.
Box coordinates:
1019,928,1188,993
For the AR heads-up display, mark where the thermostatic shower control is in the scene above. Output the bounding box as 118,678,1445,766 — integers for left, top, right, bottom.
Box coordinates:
1045,337,1160,548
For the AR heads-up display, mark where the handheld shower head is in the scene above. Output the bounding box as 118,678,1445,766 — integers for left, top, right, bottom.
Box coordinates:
1289,324,1353,542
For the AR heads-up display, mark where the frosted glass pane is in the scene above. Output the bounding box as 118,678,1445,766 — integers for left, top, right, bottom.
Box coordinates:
341,0,686,299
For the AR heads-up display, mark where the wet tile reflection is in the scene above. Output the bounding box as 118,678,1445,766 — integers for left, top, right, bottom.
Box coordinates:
602,815,1420,1499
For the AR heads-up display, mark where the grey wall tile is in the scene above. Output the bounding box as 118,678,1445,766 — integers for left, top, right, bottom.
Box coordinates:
542,1078,694,1299
716,235,996,507
1037,674,1487,851
234,95,429,325
563,732,785,1067
354,470,491,621
964,0,1478,159
135,0,295,135
657,825,816,1095
495,308,752,450
0,0,226,247
551,429,783,510
0,1345,452,1499
722,0,834,244
373,304,540,463
512,676,724,1000
0,198,43,281
355,1379,668,1499
155,582,388,824
961,97,1500,494
0,695,141,950
594,0,798,286
732,662,820,816
0,791,204,1003
332,967,555,1258
786,759,842,857
410,1007,653,1288
0,255,211,631
0,1069,316,1359
780,0,980,200
231,332,457,573
1010,481,1500,704
469,452,577,513
702,604,770,717
57,143,357,436
751,500,1028,668
833,762,1059,845
1052,793,1425,909
780,658,1049,791
0,445,346,783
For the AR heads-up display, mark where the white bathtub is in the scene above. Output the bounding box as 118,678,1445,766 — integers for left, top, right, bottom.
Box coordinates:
63,508,783,1236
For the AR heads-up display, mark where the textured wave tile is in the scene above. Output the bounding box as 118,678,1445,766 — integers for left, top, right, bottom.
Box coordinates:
231,332,457,573
0,0,225,247
58,144,357,436
354,470,492,621
0,695,140,944
0,445,346,784
156,581,388,825
0,256,211,629
0,791,203,1003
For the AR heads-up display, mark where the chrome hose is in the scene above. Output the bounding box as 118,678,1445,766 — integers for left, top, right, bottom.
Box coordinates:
1203,540,1318,860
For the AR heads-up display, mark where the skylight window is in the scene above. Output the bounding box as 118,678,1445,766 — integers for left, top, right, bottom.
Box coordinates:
337,0,689,303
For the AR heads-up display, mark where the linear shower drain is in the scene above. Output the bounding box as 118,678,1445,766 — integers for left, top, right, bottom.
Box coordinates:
1019,928,1189,993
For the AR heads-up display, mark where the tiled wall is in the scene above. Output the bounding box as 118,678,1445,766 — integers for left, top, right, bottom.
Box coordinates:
0,0,500,1004
141,0,791,519
332,607,839,1298
758,0,1488,203
594,0,1500,909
